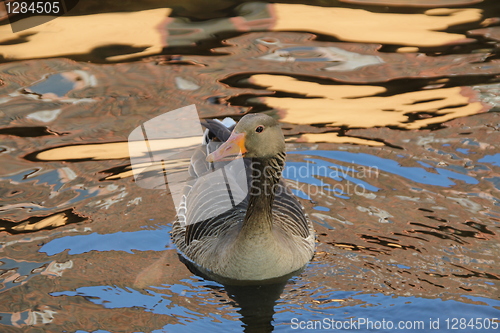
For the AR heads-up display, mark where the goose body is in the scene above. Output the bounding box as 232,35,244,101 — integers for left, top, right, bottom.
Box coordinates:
171,114,315,282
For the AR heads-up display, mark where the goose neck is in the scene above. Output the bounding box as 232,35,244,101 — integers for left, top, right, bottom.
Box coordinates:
241,153,285,232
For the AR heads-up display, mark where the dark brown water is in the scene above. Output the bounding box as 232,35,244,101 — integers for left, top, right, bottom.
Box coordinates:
1,0,500,332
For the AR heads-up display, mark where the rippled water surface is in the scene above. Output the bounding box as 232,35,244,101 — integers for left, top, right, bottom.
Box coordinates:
1,0,500,332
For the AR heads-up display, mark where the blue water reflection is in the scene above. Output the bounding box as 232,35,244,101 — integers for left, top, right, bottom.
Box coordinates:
52,284,500,333
456,148,470,154
479,153,500,167
39,226,173,255
283,155,380,200
0,167,97,212
276,293,500,332
288,150,478,187
52,279,242,332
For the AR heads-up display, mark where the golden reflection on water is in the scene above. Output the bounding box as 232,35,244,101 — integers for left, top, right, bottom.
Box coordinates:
289,132,385,145
251,74,488,130
338,0,483,5
0,9,171,61
0,3,485,62
6,212,67,232
34,138,199,161
273,5,482,47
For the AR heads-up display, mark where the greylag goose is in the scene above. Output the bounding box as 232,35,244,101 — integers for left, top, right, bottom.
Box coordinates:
172,114,315,282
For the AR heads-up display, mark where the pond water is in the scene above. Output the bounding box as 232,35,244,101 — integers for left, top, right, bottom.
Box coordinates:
1,0,500,332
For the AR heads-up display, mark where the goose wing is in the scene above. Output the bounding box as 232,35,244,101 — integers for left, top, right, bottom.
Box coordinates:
272,182,312,239
172,119,249,251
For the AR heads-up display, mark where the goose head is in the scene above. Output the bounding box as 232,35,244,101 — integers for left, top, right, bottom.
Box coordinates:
207,114,285,162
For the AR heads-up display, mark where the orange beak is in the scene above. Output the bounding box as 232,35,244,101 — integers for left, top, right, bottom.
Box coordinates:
206,132,247,162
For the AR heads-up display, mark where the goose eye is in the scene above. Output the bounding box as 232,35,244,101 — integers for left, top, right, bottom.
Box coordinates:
255,125,264,133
